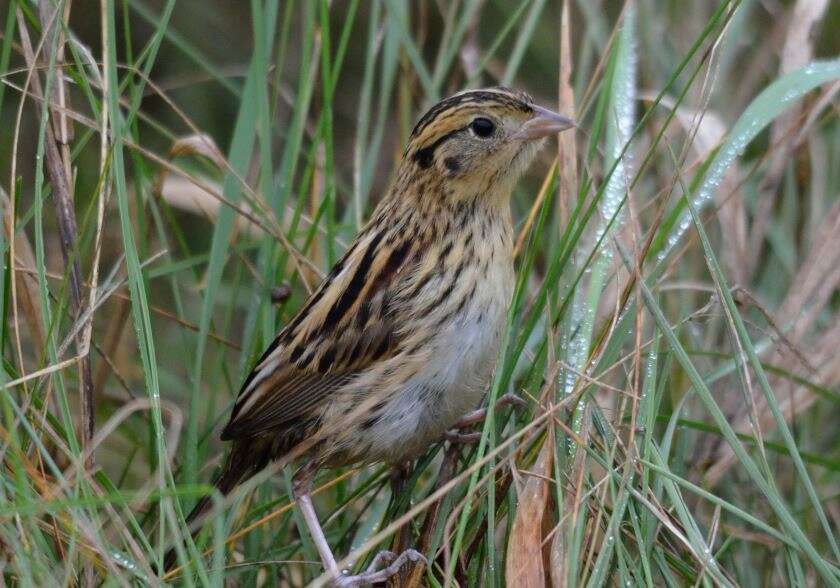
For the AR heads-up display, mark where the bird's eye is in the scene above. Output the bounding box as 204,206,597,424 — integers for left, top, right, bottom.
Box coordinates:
470,117,495,138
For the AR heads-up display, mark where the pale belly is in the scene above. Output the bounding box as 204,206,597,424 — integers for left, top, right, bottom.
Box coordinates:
351,279,511,464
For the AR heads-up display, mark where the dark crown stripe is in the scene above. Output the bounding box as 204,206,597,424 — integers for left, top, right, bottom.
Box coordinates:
409,88,532,140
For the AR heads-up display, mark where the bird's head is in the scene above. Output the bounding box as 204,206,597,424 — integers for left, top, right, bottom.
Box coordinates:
401,87,573,201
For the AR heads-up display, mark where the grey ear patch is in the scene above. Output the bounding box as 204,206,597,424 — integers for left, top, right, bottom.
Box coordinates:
444,157,461,173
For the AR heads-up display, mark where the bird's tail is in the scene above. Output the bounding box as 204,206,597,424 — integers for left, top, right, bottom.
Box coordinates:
161,443,263,574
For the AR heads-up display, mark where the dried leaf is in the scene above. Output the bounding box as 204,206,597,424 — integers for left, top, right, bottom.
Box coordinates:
2,188,45,353
775,204,840,341
506,428,554,588
168,133,227,169
765,0,829,184
158,176,263,237
754,31,832,279
156,133,261,238
779,0,829,77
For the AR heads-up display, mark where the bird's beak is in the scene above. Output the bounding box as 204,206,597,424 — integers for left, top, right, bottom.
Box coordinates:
515,105,575,140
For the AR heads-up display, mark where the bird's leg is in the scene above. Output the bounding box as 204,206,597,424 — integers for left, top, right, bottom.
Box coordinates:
292,467,340,579
293,464,426,587
389,464,412,553
446,393,527,443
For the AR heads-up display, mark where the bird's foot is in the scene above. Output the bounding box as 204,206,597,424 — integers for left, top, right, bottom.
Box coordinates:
446,394,527,444
445,430,483,443
452,393,527,428
332,549,426,587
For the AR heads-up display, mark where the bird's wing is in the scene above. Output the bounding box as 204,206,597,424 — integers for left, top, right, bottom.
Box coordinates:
221,228,418,440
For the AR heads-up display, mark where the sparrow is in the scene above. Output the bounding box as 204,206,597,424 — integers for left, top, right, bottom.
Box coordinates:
163,87,573,585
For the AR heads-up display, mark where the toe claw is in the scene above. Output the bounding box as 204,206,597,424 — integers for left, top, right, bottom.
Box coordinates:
404,549,427,565
499,392,527,410
364,550,396,573
332,548,426,586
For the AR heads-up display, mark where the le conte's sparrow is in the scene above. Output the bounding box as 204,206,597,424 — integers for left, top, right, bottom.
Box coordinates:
164,87,573,585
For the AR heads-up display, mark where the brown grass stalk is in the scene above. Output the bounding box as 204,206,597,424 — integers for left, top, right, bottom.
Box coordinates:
17,4,95,467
